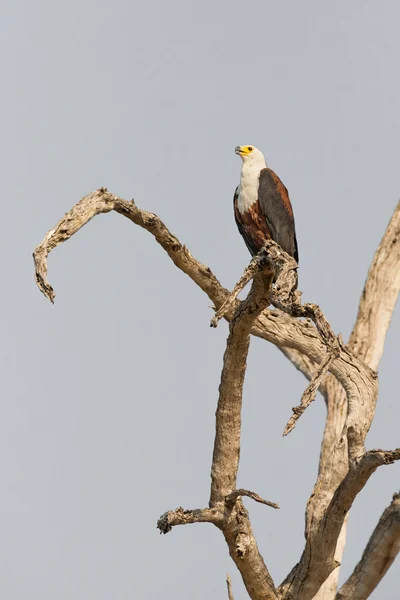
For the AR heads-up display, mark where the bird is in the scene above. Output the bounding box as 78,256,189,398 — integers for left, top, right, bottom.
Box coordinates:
233,145,298,265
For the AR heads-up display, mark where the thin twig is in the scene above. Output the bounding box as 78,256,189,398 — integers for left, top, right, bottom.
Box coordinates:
226,574,235,600
210,249,273,328
283,352,337,436
226,489,279,510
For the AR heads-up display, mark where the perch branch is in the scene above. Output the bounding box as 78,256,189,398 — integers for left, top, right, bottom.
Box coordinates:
159,265,278,600
210,267,274,506
209,265,279,600
336,492,400,600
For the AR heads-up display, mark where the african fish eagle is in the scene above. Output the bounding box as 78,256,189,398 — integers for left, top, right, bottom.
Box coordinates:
233,145,299,266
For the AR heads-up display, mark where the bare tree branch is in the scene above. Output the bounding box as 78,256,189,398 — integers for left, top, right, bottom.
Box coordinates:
209,267,274,507
222,499,278,600
336,492,400,600
280,451,400,600
283,351,337,436
208,266,280,600
157,506,223,533
33,188,228,306
312,515,349,600
349,201,400,371
318,201,400,471
159,265,279,600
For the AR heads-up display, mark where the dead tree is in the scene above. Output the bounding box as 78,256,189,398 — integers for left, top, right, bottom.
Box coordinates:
33,189,400,600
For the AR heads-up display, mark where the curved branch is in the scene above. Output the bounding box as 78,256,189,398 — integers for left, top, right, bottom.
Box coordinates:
225,489,279,510
33,188,228,306
32,189,326,384
336,492,400,600
349,201,400,371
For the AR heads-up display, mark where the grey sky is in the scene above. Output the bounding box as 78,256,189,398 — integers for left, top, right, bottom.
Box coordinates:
2,0,399,597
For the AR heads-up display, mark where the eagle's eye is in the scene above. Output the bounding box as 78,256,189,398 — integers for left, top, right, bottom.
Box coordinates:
247,146,253,152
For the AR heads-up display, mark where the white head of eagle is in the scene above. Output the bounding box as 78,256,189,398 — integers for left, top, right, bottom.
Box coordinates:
233,145,299,264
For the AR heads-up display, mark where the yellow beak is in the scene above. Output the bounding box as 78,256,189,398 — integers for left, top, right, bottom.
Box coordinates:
235,145,250,156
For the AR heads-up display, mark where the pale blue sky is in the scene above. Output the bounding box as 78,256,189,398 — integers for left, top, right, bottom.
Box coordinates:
2,1,399,598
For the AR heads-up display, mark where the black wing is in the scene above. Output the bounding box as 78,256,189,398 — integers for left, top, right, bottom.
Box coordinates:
258,168,299,263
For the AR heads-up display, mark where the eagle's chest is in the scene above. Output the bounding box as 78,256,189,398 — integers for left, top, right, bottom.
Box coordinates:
237,172,260,215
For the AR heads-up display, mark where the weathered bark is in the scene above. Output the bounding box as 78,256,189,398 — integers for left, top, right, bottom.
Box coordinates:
33,192,400,599
336,492,400,600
